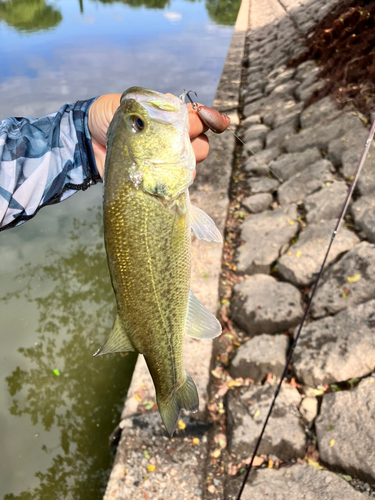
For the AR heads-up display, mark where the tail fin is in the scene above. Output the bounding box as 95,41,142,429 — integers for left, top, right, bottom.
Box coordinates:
157,373,199,436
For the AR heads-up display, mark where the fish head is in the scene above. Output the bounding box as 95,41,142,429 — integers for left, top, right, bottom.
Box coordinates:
106,87,196,201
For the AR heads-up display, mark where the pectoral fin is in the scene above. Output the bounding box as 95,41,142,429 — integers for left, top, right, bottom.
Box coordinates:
93,314,135,356
185,291,222,339
191,204,222,243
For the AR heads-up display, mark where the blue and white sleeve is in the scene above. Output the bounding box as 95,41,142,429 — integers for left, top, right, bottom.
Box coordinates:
0,98,102,231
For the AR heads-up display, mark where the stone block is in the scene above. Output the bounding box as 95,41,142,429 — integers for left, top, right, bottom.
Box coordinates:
352,195,375,243
285,113,362,153
304,181,348,224
231,274,303,335
236,204,298,275
248,177,280,193
242,193,272,213
294,300,375,386
300,96,341,129
242,114,261,129
316,377,375,481
234,464,365,500
242,123,270,143
296,79,326,102
278,221,359,286
328,126,369,166
244,147,281,175
266,124,296,149
227,383,306,460
268,148,322,181
230,333,288,382
277,159,335,205
312,241,375,318
342,148,375,196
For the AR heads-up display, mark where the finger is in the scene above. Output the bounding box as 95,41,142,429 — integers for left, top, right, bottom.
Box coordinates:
191,133,209,164
188,104,209,138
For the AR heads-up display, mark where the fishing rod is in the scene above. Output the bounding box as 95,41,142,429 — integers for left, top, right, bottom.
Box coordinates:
235,118,375,499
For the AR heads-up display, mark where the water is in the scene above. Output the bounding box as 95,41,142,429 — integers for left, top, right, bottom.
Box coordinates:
0,0,238,498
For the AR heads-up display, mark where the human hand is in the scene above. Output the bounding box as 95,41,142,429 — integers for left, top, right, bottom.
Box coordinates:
88,93,211,179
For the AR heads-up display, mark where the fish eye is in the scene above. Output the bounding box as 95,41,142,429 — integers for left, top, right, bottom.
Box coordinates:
132,116,144,133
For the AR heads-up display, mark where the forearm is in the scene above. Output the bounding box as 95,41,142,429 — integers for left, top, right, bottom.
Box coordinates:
0,98,101,231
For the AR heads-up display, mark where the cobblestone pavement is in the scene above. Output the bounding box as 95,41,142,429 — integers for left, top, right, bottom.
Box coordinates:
104,0,375,499
224,0,375,498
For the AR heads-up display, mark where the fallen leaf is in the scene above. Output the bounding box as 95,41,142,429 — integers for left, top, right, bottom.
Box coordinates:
253,409,260,420
329,439,335,447
211,369,223,379
134,394,142,402
330,384,341,392
228,379,243,388
336,473,352,482
178,420,186,431
312,387,326,396
143,450,150,460
268,459,274,469
347,274,361,283
243,456,264,466
326,424,334,431
296,251,302,258
215,433,227,449
211,449,221,458
307,459,323,470
53,369,60,376
143,400,155,410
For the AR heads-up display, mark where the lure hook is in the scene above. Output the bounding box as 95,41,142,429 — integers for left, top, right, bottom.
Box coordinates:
184,89,199,110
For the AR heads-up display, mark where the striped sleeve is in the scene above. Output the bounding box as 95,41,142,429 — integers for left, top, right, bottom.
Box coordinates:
0,98,102,231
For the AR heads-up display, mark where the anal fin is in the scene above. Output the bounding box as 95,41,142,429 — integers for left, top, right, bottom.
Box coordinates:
191,204,222,243
93,314,135,356
185,290,222,340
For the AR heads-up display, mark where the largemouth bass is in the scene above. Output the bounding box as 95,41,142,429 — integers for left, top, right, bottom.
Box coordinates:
94,87,222,436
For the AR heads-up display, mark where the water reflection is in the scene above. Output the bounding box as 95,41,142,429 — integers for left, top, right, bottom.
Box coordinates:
205,0,241,25
0,0,240,34
0,0,62,33
2,207,137,500
94,0,171,9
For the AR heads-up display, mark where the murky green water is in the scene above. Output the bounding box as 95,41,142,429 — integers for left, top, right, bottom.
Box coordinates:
0,0,238,498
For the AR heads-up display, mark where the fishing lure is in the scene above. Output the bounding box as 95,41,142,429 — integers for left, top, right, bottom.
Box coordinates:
185,90,231,133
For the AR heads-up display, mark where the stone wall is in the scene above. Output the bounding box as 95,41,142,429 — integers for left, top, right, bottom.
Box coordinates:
223,0,375,498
